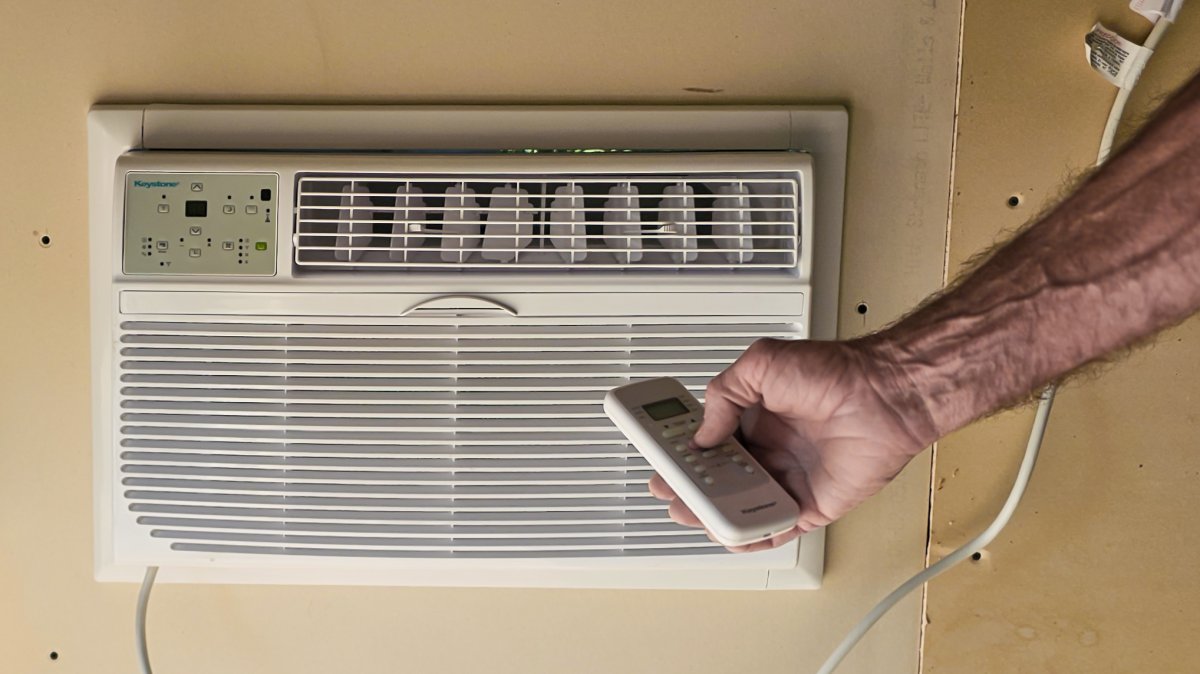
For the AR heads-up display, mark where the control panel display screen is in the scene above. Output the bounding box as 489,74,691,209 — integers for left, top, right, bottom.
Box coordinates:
644,397,688,421
185,200,207,217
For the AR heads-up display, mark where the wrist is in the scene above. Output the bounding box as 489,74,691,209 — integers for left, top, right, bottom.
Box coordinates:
847,333,943,454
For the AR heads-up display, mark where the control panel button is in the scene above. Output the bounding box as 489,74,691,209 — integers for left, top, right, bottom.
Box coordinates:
188,226,202,236
156,240,168,251
260,188,272,201
222,240,234,251
157,203,169,213
190,182,203,192
188,248,201,258
222,204,235,215
255,241,268,251
246,205,258,215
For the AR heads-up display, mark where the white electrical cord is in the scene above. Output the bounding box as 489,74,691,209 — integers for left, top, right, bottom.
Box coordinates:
815,388,1055,674
815,13,1173,674
1099,18,1171,162
136,566,158,674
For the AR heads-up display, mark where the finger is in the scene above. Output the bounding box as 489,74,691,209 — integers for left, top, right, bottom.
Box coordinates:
667,498,703,528
647,473,676,501
691,388,743,449
796,513,833,532
692,340,777,448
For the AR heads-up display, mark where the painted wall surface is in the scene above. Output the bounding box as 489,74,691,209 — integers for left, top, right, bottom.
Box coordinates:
0,2,958,673
925,1,1200,672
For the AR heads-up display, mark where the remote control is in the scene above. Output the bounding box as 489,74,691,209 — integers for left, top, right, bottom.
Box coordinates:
604,377,801,548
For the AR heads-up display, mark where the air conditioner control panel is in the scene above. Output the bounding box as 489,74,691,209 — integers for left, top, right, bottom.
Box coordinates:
122,172,278,275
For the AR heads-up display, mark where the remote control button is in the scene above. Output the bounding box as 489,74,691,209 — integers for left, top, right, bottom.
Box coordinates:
702,476,715,485
743,466,755,474
731,455,745,464
693,465,707,474
701,450,717,458
661,427,686,439
684,455,697,463
673,443,688,453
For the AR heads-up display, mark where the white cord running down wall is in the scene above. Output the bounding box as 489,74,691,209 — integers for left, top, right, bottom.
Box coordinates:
814,14,1173,674
136,566,157,674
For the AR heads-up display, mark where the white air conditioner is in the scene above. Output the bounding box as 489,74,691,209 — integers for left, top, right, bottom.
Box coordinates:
88,105,847,590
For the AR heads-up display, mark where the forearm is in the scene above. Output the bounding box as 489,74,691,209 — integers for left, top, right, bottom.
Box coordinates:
863,71,1200,444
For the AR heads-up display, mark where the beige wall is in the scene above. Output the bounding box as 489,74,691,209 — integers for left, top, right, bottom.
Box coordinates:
0,2,959,673
925,1,1200,672
8,1,1196,673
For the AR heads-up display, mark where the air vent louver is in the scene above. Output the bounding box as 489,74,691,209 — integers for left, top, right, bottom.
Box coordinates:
295,173,800,270
117,319,802,558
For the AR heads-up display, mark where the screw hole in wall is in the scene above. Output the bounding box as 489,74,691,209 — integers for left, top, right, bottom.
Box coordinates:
855,302,869,316
49,651,59,661
1007,194,1022,208
39,234,52,247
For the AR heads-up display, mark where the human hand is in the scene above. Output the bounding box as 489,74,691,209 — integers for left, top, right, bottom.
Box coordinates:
648,338,937,552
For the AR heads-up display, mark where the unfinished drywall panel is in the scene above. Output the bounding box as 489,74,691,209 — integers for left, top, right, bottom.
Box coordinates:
0,1,959,673
925,1,1200,671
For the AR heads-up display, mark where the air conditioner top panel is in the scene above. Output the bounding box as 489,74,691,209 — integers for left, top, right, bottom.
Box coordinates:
113,151,814,280
136,105,844,152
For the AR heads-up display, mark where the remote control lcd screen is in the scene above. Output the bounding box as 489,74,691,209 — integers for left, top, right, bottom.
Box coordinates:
643,397,688,420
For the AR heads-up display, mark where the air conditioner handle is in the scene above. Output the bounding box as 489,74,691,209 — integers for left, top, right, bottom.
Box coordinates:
401,295,517,317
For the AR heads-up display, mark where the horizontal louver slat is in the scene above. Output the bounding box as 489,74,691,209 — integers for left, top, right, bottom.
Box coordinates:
167,544,721,559
137,517,690,537
129,503,673,524
125,490,667,510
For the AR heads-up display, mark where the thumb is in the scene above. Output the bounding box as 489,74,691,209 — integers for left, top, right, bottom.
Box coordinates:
692,339,776,448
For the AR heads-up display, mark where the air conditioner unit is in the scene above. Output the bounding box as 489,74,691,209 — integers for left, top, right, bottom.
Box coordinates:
88,105,847,590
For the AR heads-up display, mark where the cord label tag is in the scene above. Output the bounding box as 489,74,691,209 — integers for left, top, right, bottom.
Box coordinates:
1085,23,1153,90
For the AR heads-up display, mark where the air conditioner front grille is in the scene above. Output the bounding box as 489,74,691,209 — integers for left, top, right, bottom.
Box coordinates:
294,173,800,271
117,318,801,559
